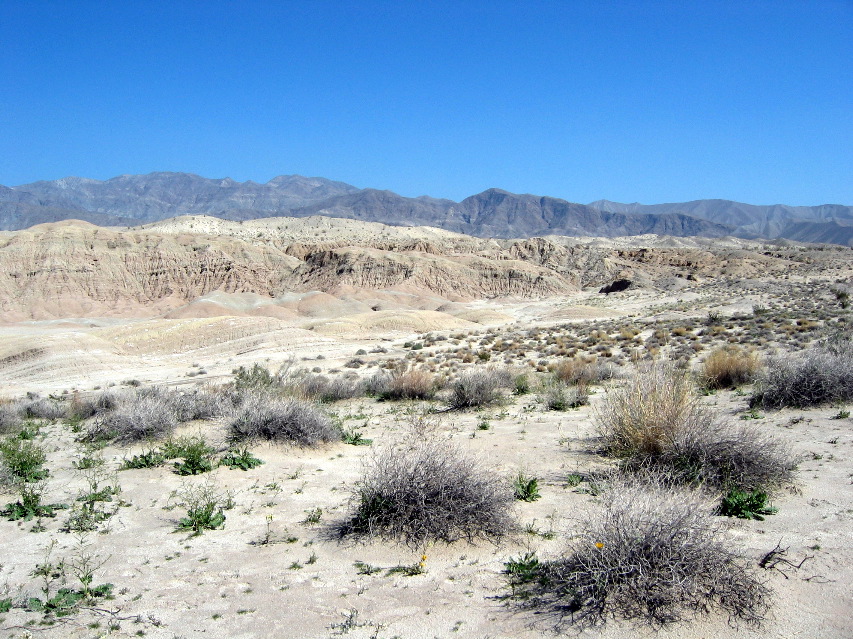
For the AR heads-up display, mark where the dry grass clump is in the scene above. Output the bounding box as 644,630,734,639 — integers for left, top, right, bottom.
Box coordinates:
369,368,437,401
342,439,515,546
551,357,615,385
598,362,795,491
448,368,512,409
86,392,178,443
701,346,761,389
751,338,853,408
510,476,769,627
228,395,339,446
596,362,700,457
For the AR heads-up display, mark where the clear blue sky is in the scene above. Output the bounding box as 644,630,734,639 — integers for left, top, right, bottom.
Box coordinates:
1,1,850,205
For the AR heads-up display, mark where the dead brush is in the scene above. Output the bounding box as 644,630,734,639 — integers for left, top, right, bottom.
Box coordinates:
509,474,770,628
751,336,853,408
701,346,761,389
341,438,515,547
228,395,339,446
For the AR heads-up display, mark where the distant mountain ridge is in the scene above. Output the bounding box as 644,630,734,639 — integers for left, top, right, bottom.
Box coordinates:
1,172,850,244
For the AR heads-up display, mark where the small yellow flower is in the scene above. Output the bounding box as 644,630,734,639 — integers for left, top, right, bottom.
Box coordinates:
421,555,428,562
595,542,604,549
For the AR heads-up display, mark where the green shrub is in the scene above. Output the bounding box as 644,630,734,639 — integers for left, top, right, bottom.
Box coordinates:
120,448,166,470
171,479,231,534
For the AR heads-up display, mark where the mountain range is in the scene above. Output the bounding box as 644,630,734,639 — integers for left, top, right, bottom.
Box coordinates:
2,172,851,244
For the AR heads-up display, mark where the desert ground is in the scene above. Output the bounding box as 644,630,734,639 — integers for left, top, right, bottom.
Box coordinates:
0,217,852,638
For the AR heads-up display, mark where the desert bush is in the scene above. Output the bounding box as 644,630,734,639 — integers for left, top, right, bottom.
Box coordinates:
20,396,66,421
599,363,795,492
448,368,512,409
508,476,769,627
169,389,230,422
751,339,853,408
627,421,797,492
228,396,339,446
596,362,701,457
299,373,365,403
86,393,178,443
701,346,761,389
0,402,23,434
232,363,282,392
551,357,615,385
541,380,588,411
376,368,437,401
342,439,515,546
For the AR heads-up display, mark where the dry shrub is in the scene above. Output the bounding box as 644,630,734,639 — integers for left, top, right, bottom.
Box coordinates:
629,421,797,491
0,402,23,434
228,395,339,446
169,388,230,422
342,439,515,546
513,476,769,628
448,368,512,409
551,357,615,385
701,346,761,389
20,396,66,421
751,338,853,408
87,393,178,443
598,363,795,491
299,373,365,402
379,368,437,401
540,380,588,411
596,362,700,457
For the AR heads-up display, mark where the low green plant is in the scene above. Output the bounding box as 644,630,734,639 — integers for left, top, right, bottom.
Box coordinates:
0,597,12,613
0,437,48,482
386,563,424,576
831,409,850,419
172,436,215,476
341,427,372,446
512,473,541,502
302,507,323,524
565,473,584,487
504,551,541,596
26,584,114,617
121,448,166,469
718,488,778,521
2,482,65,521
220,447,264,471
171,479,230,534
354,560,382,575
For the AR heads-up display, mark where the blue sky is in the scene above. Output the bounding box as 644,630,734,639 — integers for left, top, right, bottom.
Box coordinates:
1,1,850,205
